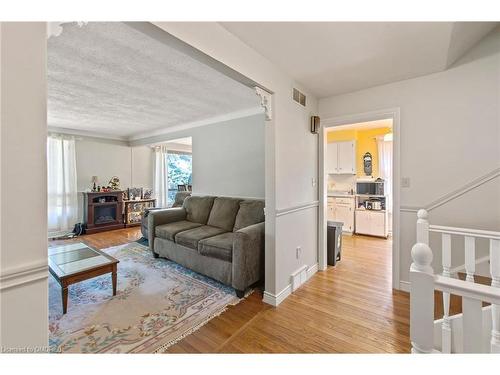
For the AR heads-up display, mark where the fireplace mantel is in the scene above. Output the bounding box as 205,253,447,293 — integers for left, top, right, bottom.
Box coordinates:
83,191,125,234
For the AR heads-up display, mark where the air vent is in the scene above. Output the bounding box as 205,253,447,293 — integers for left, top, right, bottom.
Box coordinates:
292,88,306,107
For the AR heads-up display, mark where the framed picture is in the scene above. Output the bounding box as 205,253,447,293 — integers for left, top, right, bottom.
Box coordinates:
143,188,153,199
127,187,143,200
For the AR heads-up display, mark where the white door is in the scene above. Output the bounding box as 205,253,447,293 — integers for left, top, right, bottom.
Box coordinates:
337,141,355,174
326,143,338,174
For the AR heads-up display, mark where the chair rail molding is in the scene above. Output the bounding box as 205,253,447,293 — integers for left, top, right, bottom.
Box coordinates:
275,200,319,217
0,260,49,291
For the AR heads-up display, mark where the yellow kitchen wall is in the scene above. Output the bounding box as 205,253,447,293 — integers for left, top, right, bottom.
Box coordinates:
327,127,392,177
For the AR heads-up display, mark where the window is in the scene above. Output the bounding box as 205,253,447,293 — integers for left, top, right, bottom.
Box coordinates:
167,153,192,206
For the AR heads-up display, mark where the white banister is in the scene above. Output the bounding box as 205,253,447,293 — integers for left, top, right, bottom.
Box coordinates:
410,225,435,354
417,209,429,245
490,239,500,353
441,233,452,353
429,225,500,240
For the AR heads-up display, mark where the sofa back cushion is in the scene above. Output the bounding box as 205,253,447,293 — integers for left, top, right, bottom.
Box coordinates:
172,191,192,208
183,196,215,224
233,199,265,231
207,197,242,231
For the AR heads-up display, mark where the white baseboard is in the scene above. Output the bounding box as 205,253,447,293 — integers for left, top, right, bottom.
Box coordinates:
263,263,319,307
399,280,410,292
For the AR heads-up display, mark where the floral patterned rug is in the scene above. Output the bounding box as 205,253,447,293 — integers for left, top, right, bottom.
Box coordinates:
49,243,240,353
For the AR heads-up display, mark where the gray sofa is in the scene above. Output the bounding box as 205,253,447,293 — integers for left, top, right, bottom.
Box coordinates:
148,196,265,297
141,191,191,239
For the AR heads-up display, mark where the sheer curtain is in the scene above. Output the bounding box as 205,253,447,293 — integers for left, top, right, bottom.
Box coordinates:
377,135,393,232
47,134,78,236
153,145,168,208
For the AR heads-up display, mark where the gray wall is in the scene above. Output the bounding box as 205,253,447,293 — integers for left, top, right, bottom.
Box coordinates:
134,113,265,199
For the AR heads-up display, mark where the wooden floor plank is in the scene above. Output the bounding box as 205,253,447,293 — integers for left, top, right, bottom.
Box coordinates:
51,228,414,353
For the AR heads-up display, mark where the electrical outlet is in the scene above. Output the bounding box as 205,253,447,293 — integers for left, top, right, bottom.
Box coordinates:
312,177,317,187
401,177,411,188
296,246,301,259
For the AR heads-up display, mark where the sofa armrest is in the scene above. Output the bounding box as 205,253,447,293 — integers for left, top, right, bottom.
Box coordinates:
232,221,265,291
148,208,187,253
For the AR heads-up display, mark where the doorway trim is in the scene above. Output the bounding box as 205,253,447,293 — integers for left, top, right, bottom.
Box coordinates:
318,108,401,290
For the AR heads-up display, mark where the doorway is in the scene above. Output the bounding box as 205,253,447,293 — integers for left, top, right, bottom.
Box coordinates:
318,109,401,290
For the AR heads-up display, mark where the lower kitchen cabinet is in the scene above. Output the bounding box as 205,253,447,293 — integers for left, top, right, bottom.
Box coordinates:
327,196,355,234
354,210,388,238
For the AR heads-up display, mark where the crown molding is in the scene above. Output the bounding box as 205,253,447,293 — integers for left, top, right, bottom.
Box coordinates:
48,126,129,143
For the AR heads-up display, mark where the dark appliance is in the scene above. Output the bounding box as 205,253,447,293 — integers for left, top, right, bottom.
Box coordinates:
356,180,385,196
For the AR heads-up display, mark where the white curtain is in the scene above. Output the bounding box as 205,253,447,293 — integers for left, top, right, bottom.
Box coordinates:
377,136,393,232
47,135,78,236
153,145,168,208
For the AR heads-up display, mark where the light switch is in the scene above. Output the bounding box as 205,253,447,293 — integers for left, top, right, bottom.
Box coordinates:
312,178,317,187
401,177,411,188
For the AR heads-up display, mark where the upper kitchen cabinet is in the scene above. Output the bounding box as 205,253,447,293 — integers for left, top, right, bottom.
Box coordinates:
326,140,356,174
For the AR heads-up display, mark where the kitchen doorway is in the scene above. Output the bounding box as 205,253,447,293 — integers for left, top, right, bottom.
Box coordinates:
318,109,401,290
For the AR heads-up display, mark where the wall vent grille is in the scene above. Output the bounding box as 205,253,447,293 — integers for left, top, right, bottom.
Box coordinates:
293,88,306,107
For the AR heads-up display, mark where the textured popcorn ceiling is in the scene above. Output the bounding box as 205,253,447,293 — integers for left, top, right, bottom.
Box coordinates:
48,22,259,139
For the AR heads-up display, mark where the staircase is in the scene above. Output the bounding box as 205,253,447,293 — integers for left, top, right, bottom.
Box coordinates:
410,209,500,353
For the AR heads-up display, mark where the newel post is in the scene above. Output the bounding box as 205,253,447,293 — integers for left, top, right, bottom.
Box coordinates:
410,210,435,353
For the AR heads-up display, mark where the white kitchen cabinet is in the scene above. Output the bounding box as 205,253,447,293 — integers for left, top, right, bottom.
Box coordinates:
354,210,388,237
326,141,356,175
327,196,355,234
326,143,339,174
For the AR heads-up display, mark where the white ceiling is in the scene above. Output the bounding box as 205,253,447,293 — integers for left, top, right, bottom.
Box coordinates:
220,22,498,98
48,22,260,140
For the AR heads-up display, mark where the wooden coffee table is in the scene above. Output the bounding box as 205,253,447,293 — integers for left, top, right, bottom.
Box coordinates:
48,242,119,314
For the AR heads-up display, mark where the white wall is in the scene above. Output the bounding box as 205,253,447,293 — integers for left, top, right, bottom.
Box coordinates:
0,23,49,349
151,23,320,299
319,28,500,285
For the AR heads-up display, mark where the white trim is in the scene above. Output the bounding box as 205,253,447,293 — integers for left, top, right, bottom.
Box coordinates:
400,280,411,292
275,200,319,217
0,261,49,291
307,262,319,279
48,126,129,142
262,263,319,306
128,107,264,142
319,107,401,290
429,225,500,240
263,285,292,307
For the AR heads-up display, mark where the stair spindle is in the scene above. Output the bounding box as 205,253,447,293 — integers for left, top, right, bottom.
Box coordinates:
441,233,452,353
490,239,500,353
464,236,475,283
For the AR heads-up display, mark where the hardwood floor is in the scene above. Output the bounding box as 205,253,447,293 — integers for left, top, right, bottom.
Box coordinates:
52,229,413,353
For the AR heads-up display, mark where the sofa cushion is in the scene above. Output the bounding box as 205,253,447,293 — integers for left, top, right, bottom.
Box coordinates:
233,199,265,231
155,220,202,241
175,225,226,250
183,196,215,224
207,197,242,231
172,191,192,208
198,232,235,262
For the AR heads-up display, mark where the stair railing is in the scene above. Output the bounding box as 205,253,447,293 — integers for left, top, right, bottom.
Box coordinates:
410,209,500,353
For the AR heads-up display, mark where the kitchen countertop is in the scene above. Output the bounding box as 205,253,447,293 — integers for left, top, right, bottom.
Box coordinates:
327,192,355,198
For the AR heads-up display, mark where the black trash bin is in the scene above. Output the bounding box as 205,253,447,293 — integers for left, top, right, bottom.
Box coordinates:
327,221,343,266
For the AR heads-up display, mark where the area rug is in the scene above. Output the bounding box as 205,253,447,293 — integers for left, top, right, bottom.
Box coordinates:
49,243,240,353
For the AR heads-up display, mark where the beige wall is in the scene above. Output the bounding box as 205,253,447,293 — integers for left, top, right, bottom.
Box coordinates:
0,22,49,349
74,138,153,221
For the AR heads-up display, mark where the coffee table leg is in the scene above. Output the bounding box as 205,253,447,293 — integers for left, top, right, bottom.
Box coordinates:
62,285,68,314
112,266,117,296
